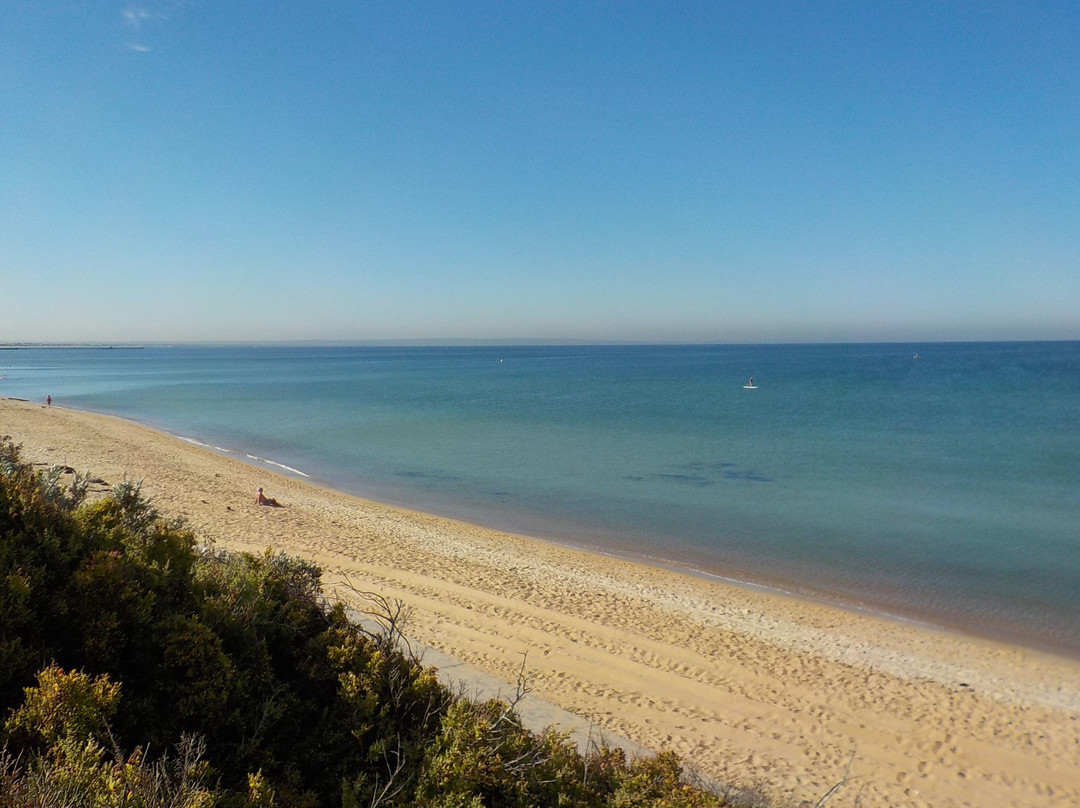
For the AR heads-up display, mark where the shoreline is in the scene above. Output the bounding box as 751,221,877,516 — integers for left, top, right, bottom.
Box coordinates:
154,415,1080,663
3,397,1079,807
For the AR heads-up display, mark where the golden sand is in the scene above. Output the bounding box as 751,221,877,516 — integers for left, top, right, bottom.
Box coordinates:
3,398,1078,807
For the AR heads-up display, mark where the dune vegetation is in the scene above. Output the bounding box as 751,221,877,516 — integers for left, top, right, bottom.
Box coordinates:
0,439,736,808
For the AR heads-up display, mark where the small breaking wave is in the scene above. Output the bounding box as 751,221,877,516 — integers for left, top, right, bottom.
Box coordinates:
172,434,310,478
243,453,311,478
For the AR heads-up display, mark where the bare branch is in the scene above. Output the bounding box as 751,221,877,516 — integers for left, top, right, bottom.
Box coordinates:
813,749,860,808
337,575,418,659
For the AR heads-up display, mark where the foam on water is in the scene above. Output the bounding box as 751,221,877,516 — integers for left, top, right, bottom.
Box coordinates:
173,434,312,477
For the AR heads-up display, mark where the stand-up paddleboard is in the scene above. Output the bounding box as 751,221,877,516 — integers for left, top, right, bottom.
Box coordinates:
743,377,757,389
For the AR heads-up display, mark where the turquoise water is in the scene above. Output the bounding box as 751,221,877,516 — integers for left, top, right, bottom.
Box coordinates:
3,343,1078,655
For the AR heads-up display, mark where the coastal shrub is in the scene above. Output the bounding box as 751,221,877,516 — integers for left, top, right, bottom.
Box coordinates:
606,751,722,808
0,440,731,808
0,441,456,804
5,664,120,749
0,442,91,709
0,665,216,807
413,698,584,808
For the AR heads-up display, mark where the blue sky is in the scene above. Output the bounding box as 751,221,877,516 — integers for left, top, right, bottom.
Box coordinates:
2,1,1077,343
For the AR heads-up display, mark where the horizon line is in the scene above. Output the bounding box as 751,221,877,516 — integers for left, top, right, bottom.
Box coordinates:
3,337,1079,350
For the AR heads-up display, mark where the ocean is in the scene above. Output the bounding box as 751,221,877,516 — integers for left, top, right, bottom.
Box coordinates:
2,342,1078,656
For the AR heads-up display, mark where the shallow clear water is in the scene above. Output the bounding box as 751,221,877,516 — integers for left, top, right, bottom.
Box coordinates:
3,342,1078,654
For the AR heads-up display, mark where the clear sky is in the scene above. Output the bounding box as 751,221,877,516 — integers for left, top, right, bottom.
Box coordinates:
2,1,1078,344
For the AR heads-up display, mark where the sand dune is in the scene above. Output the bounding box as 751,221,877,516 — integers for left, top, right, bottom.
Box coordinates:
3,398,1078,807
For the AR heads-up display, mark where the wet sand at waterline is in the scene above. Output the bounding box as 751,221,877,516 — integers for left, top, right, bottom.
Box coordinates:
3,398,1078,807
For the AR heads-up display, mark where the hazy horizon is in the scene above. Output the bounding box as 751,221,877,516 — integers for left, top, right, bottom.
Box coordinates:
3,2,1077,344
5,337,1079,351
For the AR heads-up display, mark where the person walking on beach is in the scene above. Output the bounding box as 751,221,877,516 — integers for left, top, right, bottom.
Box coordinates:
45,395,51,407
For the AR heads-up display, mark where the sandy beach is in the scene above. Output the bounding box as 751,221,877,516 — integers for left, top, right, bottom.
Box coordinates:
3,398,1078,808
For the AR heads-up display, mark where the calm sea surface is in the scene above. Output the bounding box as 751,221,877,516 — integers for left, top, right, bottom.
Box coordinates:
3,343,1078,655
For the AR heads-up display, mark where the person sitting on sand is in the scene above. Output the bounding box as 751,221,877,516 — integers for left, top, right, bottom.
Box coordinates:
256,487,282,507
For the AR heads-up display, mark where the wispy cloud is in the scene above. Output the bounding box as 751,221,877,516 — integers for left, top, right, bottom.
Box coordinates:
122,7,153,28
121,4,171,54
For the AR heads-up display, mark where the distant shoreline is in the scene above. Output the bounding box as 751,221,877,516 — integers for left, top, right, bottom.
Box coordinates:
0,344,144,350
4,338,1079,350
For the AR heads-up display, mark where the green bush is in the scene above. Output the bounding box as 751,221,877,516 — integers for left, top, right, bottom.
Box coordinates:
0,440,730,807
1,664,215,807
